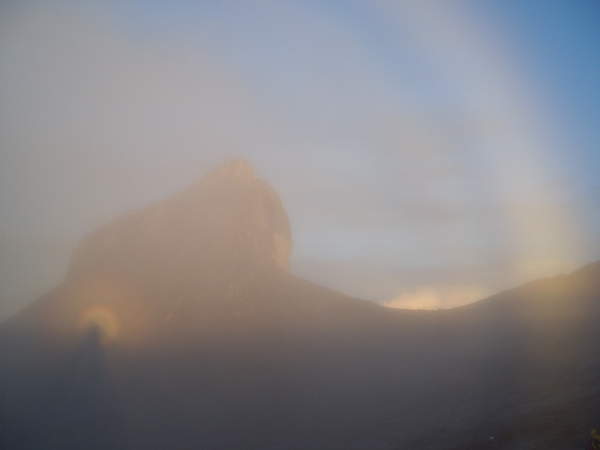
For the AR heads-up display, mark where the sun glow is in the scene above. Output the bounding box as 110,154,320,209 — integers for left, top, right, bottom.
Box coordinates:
384,285,491,310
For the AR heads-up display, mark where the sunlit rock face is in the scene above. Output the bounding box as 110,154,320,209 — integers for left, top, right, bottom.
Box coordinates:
67,159,292,294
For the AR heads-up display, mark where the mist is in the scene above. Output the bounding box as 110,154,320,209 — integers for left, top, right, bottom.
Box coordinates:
2,2,597,320
2,2,600,449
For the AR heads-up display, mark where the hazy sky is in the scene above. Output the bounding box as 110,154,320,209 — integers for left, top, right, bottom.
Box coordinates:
1,0,599,317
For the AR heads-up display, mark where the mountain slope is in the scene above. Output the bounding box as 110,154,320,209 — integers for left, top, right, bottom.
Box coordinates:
1,161,599,449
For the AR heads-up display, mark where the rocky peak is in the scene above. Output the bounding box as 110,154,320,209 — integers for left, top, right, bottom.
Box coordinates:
67,160,293,292
207,158,255,179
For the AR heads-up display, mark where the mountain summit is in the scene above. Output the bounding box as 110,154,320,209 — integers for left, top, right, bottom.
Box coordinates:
69,159,292,285
5,160,299,346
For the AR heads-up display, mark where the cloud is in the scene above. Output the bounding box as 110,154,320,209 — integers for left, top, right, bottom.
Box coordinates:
0,1,592,319
0,2,281,318
0,2,274,209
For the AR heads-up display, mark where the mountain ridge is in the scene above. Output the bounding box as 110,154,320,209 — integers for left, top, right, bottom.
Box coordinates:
1,161,599,449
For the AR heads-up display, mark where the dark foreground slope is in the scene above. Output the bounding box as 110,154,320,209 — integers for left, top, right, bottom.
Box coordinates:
1,161,599,450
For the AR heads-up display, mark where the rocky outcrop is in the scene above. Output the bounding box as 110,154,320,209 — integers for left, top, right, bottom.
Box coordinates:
67,159,293,293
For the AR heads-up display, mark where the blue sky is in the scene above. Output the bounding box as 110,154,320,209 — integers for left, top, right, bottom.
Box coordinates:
0,1,598,316
480,0,600,178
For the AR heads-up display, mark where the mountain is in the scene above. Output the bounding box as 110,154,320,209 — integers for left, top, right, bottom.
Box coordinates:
1,160,599,450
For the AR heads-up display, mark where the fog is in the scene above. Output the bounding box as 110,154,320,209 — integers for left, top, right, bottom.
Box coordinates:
2,3,600,449
1,1,598,319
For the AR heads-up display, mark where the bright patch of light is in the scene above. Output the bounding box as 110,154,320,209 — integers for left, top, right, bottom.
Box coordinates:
79,306,120,341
